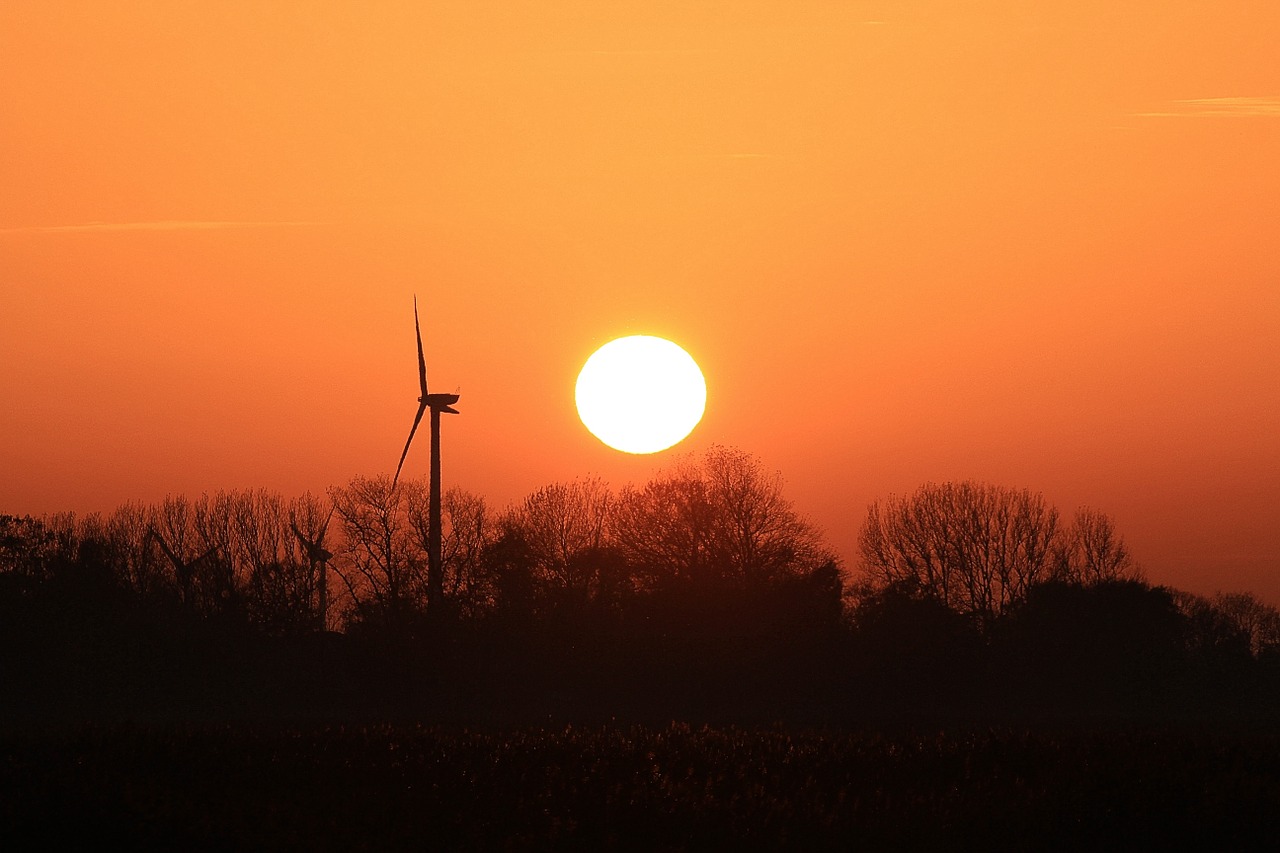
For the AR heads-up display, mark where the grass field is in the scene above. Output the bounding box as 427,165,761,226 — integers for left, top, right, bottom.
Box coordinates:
3,722,1279,850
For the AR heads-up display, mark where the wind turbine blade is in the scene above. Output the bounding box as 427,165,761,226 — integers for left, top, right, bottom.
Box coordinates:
393,403,428,487
319,508,334,541
148,527,181,567
414,295,428,396
290,521,308,548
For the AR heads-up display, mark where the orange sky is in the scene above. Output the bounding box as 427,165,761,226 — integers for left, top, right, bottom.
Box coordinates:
3,2,1278,601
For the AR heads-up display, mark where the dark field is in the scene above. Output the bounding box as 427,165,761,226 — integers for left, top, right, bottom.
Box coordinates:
3,722,1279,851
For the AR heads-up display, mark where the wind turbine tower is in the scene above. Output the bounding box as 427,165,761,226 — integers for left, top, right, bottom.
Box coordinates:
291,511,334,632
392,295,460,613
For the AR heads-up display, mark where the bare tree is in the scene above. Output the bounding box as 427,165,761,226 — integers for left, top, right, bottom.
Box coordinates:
1211,591,1280,658
612,447,834,590
148,494,231,612
41,511,80,570
154,494,195,563
611,459,712,590
234,491,290,580
1054,507,1142,586
329,475,424,622
859,481,1060,622
700,446,831,583
0,514,56,580
193,492,236,568
105,502,160,599
502,477,615,602
191,491,241,610
218,488,316,633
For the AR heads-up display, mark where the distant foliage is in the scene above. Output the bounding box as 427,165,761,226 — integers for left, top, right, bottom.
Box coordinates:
1,493,334,633
1210,591,1280,658
7,455,1280,726
0,515,57,580
999,580,1187,707
1174,589,1280,661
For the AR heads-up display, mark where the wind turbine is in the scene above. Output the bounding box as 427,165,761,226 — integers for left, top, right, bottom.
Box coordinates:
146,527,218,607
290,510,334,632
392,295,459,613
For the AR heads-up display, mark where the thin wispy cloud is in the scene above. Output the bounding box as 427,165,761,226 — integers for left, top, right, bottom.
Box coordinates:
1135,97,1280,118
0,220,319,235
584,48,711,57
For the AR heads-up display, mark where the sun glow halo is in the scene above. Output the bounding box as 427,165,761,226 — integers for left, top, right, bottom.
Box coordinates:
575,336,707,454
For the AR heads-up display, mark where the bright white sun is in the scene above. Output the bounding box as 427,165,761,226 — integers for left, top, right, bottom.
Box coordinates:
575,335,707,454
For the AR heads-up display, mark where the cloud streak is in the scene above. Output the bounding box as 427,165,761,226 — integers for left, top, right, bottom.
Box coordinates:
1136,97,1280,118
0,220,319,235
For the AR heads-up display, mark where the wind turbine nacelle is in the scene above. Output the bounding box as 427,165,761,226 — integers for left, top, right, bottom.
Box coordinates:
424,392,461,413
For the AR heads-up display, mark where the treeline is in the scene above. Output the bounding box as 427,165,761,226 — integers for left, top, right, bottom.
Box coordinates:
0,447,836,633
2,447,1278,724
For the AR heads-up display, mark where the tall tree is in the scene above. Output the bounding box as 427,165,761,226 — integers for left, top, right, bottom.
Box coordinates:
329,475,425,625
859,481,1060,622
1054,507,1141,586
610,459,711,590
699,446,831,583
612,446,834,590
105,502,158,600
1207,591,1280,658
501,477,615,604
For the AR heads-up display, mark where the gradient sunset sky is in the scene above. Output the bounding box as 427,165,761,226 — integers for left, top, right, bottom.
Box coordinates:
3,2,1277,601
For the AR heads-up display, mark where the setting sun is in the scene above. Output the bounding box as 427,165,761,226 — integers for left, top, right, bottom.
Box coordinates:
575,335,707,454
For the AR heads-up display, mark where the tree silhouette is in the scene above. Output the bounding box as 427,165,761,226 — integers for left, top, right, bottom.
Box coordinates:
1054,507,1142,586
858,481,1061,624
999,580,1186,709
1175,589,1280,665
851,578,983,705
329,475,425,631
483,519,538,623
613,446,834,592
610,460,711,591
102,502,162,601
0,514,56,581
1209,591,1280,659
8,453,1280,725
499,477,614,611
